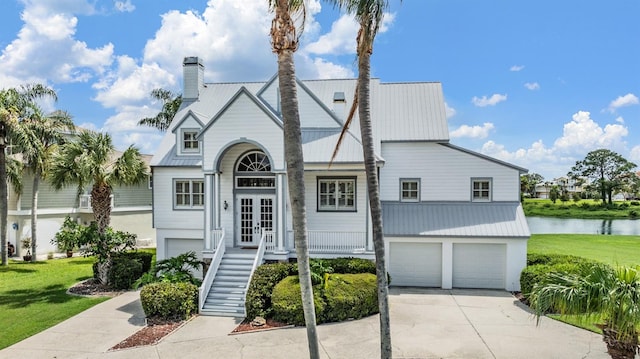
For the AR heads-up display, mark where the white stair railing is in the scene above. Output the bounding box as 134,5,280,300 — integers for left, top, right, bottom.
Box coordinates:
199,230,226,312
245,230,267,301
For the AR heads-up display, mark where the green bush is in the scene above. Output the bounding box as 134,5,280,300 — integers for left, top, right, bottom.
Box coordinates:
108,256,143,290
323,257,376,275
245,262,296,320
521,253,606,297
323,273,377,322
140,282,198,321
120,251,153,273
630,210,638,219
271,276,326,326
134,251,202,288
630,201,640,206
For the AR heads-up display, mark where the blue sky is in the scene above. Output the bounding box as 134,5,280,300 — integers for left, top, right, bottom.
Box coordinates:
1,0,638,180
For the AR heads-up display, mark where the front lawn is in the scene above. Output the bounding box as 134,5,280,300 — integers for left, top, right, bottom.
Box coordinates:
528,234,640,267
0,257,108,349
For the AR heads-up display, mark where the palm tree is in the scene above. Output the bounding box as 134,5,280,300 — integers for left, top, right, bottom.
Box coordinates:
529,264,640,359
327,1,392,357
137,88,182,132
49,130,147,282
0,84,57,266
15,109,74,261
268,1,320,358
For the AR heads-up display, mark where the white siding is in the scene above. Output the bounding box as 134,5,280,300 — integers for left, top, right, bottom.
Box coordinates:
201,94,285,172
380,142,520,202
304,171,368,232
152,167,205,230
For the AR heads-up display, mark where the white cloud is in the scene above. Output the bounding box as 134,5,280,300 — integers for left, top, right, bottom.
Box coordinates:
608,93,639,113
472,93,507,107
630,146,640,164
524,82,540,90
615,116,625,124
510,65,524,72
444,102,456,119
115,0,135,12
450,123,494,139
553,111,628,154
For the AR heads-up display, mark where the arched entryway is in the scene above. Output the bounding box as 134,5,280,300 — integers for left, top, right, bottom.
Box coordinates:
234,150,276,247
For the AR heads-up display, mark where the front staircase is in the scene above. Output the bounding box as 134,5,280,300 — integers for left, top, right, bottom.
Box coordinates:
200,249,257,317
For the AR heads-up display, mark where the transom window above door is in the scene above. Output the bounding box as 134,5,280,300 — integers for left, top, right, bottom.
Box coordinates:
235,151,275,188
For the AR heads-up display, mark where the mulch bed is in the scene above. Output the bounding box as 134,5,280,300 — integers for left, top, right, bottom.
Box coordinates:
109,320,185,350
231,318,291,334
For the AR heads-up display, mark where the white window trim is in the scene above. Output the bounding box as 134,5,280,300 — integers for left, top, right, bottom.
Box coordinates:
471,178,492,202
400,178,420,202
174,179,205,210
178,128,201,155
317,177,357,212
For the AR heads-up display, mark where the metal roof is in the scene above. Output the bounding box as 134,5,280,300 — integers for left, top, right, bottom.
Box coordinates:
152,145,202,167
301,129,365,163
382,202,530,238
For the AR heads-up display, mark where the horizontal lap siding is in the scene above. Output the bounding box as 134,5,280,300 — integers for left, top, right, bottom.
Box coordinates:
20,173,78,209
113,182,152,207
380,142,520,202
152,168,204,230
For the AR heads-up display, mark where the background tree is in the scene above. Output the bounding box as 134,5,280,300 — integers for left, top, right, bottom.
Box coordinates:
15,109,74,261
520,173,543,198
49,130,147,282
549,185,560,203
268,1,320,357
530,264,640,359
327,1,393,357
137,88,182,132
569,149,637,205
0,84,57,266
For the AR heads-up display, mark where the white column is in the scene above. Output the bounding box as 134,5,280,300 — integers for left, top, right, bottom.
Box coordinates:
213,172,220,229
204,173,213,251
441,241,453,289
275,172,286,253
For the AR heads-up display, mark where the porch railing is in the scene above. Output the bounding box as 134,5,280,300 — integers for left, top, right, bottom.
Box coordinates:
199,230,226,312
206,228,225,251
263,230,276,253
287,230,367,254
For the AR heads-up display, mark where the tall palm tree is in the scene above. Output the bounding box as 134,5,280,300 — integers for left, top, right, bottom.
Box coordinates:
14,109,74,261
49,130,147,282
0,84,57,266
137,88,182,132
327,1,392,357
268,1,320,358
530,264,640,359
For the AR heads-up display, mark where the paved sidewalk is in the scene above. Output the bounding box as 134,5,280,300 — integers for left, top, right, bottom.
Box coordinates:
0,288,610,359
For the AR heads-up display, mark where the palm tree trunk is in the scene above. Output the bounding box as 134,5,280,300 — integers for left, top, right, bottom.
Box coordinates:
0,135,7,266
358,49,392,359
91,183,112,234
30,173,39,262
602,326,638,359
278,49,321,359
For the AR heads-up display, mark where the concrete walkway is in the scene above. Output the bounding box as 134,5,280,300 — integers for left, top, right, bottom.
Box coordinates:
0,288,610,359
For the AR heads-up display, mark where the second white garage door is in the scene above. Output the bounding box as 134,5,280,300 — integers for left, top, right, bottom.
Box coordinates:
452,243,506,289
389,242,442,287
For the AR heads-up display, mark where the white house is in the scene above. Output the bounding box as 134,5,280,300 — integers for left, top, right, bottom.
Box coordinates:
151,57,530,317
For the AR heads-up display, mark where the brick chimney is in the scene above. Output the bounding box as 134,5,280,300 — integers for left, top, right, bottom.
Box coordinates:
183,56,204,100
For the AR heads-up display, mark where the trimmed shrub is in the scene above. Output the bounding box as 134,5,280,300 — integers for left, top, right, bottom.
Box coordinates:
630,210,638,219
271,276,326,326
245,262,297,320
140,282,198,321
108,256,143,290
324,257,376,275
120,251,153,273
323,273,377,322
630,201,640,206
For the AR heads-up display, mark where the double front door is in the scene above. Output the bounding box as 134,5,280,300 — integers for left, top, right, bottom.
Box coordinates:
236,195,274,246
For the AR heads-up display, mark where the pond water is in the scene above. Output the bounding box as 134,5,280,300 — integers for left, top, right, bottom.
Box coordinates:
526,217,640,235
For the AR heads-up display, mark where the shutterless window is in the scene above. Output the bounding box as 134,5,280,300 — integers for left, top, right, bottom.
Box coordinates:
472,179,491,202
175,179,204,208
318,178,356,211
182,131,199,152
400,179,419,202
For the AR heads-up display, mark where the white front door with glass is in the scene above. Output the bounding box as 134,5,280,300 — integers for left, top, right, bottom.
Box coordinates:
236,195,274,246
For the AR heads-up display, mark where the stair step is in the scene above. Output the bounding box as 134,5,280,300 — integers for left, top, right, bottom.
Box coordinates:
212,281,247,288
207,292,245,300
205,299,244,307
217,269,251,277
219,264,252,271
200,307,245,317
222,259,254,266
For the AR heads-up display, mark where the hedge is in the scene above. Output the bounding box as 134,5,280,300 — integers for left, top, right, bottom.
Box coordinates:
271,276,327,326
140,282,198,321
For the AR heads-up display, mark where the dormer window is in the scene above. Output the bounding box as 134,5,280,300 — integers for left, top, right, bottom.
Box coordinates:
182,130,199,152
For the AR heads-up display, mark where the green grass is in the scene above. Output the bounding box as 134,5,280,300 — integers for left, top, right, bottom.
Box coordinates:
0,257,108,349
528,234,640,267
523,198,640,219
0,248,156,350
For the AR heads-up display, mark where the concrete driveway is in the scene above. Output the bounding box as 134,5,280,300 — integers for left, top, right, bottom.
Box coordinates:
0,288,609,359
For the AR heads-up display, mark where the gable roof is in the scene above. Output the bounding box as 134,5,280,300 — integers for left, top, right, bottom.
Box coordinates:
441,143,528,173
382,202,530,238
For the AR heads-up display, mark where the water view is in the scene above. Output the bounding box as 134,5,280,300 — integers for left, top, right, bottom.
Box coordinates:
527,217,640,235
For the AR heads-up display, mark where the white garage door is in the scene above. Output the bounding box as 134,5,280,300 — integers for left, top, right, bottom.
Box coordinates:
166,238,204,279
389,242,442,287
452,243,505,289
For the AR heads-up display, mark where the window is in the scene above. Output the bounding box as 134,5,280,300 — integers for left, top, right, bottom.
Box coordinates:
400,179,420,202
182,130,199,152
148,174,153,190
472,179,491,202
235,151,275,188
175,179,204,208
318,178,356,211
